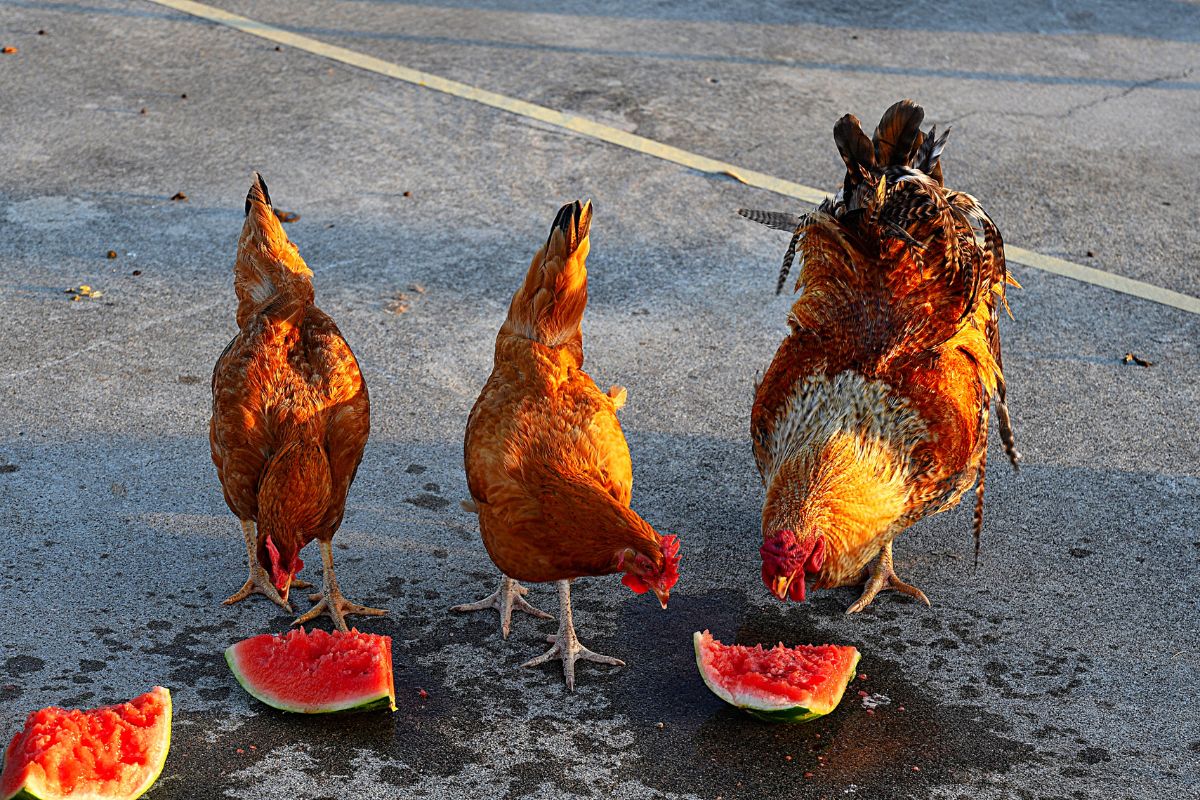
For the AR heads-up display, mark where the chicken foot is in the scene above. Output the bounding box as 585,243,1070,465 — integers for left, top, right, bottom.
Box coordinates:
451,574,553,639
224,520,293,610
846,541,930,614
522,580,624,691
294,539,387,632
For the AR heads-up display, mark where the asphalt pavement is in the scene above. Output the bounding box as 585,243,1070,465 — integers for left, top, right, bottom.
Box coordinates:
1,1,1197,798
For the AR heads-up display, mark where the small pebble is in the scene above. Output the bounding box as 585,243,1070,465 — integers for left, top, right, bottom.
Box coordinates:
403,190,412,197
180,93,188,99
38,30,47,35
655,722,664,729
274,45,282,51
139,108,147,115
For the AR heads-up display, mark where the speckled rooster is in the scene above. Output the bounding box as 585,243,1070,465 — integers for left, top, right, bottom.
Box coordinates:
741,100,1019,614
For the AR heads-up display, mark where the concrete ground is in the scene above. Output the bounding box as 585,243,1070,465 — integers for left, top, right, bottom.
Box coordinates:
1,1,1198,798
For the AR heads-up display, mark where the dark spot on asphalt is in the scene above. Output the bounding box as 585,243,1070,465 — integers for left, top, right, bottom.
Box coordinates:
0,464,17,473
178,374,201,384
148,620,173,631
432,548,448,559
6,655,45,676
58,692,96,706
1069,548,1092,558
383,577,406,598
1076,747,1111,764
405,464,426,474
423,482,441,493
406,493,450,511
0,684,23,703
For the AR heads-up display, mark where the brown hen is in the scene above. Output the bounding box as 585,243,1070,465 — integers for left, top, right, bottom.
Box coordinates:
741,100,1019,614
455,201,680,690
210,174,379,631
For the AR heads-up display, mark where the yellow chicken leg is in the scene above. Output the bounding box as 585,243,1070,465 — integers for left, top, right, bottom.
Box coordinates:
224,520,293,610
294,539,387,632
522,580,624,691
846,541,930,614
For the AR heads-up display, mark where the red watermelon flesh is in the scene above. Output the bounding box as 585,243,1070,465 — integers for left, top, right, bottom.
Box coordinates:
225,628,396,713
694,631,859,722
1,687,171,800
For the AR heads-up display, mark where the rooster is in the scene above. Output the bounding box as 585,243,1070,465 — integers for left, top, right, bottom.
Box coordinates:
454,201,681,690
210,173,381,631
740,100,1019,614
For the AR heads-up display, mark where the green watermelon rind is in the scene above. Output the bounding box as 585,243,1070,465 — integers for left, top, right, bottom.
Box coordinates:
693,631,860,724
1,687,172,800
224,643,395,715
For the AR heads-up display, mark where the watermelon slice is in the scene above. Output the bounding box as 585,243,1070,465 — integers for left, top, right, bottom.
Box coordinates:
694,630,859,723
225,628,396,713
1,687,172,800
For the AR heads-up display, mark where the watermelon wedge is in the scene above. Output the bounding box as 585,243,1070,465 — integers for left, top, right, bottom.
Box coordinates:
1,687,172,800
694,630,859,723
225,628,396,713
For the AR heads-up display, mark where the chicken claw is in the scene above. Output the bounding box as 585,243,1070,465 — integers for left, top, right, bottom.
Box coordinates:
522,580,624,691
224,571,292,610
293,539,387,632
224,520,292,610
846,541,930,614
452,574,553,639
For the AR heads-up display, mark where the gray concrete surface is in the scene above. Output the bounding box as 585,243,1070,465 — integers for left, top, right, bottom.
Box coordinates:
1,1,1198,798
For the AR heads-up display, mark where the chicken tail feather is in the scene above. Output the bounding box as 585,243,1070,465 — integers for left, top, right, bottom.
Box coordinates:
502,200,593,355
873,99,925,168
234,173,312,327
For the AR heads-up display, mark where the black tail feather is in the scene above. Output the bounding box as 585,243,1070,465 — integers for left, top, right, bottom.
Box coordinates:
245,172,272,216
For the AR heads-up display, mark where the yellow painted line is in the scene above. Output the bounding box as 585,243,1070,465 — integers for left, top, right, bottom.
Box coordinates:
146,0,1200,316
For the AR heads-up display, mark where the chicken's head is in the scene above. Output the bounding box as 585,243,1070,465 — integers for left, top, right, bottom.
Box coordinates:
263,535,304,604
760,529,825,602
617,535,681,609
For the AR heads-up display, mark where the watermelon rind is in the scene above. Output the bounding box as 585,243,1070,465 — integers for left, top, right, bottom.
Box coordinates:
693,631,860,724
224,632,396,714
1,687,172,800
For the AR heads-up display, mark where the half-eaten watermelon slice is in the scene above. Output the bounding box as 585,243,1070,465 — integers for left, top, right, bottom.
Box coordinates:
1,686,171,800
694,630,859,723
225,628,396,714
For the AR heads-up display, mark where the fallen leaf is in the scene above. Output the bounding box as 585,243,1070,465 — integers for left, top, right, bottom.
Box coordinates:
387,292,411,314
273,208,300,223
65,285,104,301
1,46,17,55
170,191,188,201
106,250,117,259
1122,352,1153,367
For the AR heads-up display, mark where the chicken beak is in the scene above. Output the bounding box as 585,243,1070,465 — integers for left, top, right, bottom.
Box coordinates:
652,587,670,610
770,575,793,602
277,575,293,606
